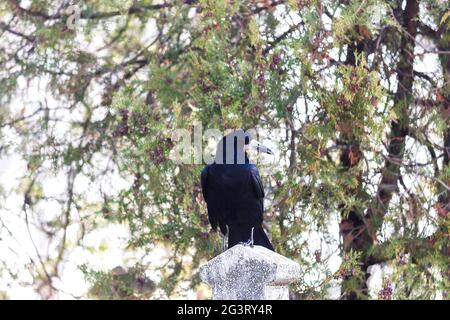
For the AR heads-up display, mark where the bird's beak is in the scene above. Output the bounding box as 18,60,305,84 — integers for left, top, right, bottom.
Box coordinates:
250,141,274,155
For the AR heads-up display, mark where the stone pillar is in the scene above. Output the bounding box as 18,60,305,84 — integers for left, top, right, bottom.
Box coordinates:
199,244,300,300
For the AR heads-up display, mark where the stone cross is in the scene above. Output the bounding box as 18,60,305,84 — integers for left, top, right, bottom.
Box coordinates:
199,244,300,300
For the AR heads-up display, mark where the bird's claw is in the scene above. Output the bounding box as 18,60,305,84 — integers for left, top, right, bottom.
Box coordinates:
240,227,255,248
243,239,254,248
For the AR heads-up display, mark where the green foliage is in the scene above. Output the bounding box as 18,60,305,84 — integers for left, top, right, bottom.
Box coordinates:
0,0,448,300
80,264,155,299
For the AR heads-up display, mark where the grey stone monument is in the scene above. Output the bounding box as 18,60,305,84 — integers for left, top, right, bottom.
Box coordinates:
199,244,300,300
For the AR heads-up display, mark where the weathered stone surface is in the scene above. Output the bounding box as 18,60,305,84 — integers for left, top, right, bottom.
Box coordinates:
200,244,300,300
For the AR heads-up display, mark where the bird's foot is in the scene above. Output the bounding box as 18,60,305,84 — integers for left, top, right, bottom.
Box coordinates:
219,232,227,253
240,239,254,248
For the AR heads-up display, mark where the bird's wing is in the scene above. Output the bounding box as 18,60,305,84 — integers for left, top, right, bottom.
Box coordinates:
200,165,219,232
250,166,265,199
250,166,265,224
200,165,209,202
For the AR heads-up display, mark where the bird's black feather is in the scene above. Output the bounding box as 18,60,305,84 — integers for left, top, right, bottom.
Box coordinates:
200,165,209,202
249,167,265,222
201,165,218,232
200,163,273,250
200,130,274,251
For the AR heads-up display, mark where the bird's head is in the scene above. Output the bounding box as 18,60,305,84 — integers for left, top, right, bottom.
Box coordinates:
214,129,273,164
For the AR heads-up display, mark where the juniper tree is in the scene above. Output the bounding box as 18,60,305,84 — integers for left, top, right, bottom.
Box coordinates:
0,0,448,299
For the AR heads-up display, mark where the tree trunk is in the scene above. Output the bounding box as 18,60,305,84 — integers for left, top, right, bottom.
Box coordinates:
340,0,419,299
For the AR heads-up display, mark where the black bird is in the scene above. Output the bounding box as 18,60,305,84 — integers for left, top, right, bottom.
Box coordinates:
200,129,274,251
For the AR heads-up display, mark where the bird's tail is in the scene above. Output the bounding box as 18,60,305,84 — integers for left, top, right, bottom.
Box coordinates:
252,226,274,251
228,225,274,251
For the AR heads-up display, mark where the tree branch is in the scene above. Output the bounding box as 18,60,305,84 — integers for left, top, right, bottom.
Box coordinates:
8,0,172,21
